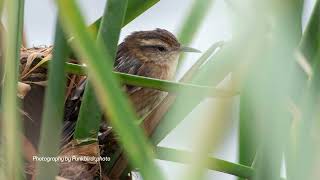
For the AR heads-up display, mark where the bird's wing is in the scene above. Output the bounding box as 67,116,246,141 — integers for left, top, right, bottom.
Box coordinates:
114,44,144,95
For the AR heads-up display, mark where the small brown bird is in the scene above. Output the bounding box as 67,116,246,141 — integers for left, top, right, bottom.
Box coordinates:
62,29,199,143
114,28,200,117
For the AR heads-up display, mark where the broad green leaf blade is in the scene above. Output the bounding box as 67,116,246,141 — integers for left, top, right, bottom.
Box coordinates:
36,22,70,179
1,0,24,178
55,0,164,179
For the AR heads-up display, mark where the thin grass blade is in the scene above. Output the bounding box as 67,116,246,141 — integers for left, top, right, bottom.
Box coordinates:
36,22,70,179
1,0,24,178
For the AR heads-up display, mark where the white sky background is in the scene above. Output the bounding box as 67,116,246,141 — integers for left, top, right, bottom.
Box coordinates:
24,0,315,179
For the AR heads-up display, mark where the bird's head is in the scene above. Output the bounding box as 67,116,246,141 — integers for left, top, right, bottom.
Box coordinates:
121,28,200,63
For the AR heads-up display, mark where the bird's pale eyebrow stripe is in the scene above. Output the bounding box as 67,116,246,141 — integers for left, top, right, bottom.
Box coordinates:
139,39,168,47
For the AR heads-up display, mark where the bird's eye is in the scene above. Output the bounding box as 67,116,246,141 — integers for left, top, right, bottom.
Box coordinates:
141,45,167,52
156,46,166,52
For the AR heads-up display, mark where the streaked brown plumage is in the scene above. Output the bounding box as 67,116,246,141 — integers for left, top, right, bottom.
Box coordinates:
62,28,199,144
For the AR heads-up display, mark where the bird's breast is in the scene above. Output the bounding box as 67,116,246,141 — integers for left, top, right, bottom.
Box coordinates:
143,60,178,80
129,88,166,117
129,60,178,117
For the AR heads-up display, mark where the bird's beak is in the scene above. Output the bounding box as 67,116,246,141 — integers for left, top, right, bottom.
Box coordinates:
180,46,201,53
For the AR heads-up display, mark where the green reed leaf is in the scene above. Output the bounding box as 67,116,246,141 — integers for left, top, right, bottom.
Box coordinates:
36,22,70,179
1,0,24,178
